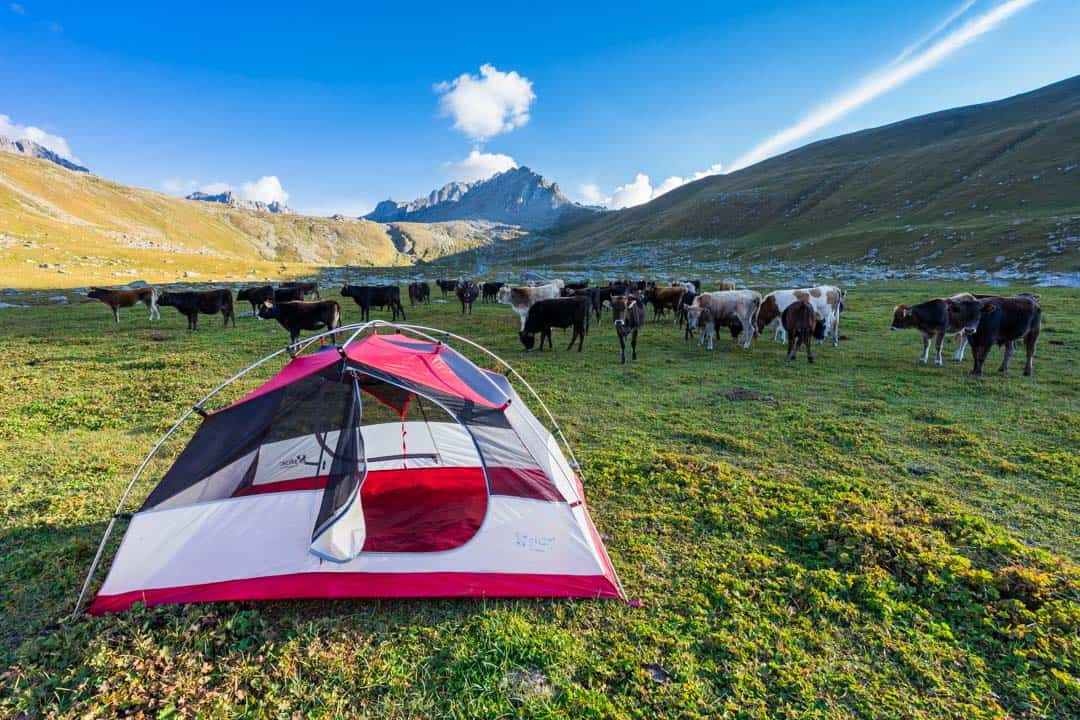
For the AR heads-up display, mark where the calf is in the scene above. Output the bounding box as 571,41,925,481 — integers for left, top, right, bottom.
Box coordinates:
258,300,341,346
686,304,718,351
692,291,762,349
481,281,504,303
237,285,274,316
157,289,235,331
644,286,685,322
891,293,982,366
970,296,1041,377
456,280,480,315
677,290,697,338
604,294,645,363
340,284,406,321
758,286,845,347
782,301,816,363
279,281,321,299
87,286,159,322
436,279,458,297
408,281,430,306
519,296,589,352
497,281,564,331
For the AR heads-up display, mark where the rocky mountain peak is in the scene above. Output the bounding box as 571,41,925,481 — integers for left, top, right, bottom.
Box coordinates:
185,190,291,214
0,137,89,173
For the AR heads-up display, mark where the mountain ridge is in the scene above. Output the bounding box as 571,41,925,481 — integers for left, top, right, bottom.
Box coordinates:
186,189,292,214
0,137,89,173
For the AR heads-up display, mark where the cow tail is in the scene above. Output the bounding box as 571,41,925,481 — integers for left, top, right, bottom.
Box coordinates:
750,295,762,335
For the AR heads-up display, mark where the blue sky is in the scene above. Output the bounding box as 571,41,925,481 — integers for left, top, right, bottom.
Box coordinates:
1,0,1077,214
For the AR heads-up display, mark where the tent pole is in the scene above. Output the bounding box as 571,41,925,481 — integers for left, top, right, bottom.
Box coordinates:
71,345,292,619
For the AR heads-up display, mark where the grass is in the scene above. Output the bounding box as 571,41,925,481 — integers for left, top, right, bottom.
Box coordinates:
0,281,1078,718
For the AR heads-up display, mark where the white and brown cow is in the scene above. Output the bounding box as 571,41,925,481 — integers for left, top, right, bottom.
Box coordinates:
757,286,844,348
497,280,565,331
688,290,761,350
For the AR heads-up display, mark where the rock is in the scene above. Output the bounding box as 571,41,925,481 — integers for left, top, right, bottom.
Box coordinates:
48,295,69,304
906,464,934,476
499,670,552,701
643,663,673,684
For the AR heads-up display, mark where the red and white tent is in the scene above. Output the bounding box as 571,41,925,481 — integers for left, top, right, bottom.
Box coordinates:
79,324,624,614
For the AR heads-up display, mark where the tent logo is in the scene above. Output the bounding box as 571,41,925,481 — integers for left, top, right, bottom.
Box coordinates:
279,454,318,469
515,532,556,552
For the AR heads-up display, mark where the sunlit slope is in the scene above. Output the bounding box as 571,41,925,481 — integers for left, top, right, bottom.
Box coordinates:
545,75,1080,272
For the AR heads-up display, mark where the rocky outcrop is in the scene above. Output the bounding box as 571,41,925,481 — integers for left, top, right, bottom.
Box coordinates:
186,190,291,214
0,137,89,172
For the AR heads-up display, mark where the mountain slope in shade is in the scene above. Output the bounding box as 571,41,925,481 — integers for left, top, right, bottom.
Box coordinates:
366,166,598,229
541,75,1080,274
187,189,291,214
0,137,89,173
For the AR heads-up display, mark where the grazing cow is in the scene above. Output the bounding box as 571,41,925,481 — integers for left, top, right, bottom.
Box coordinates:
274,285,305,303
691,291,762,349
340,285,406,322
891,293,983,366
644,286,685,322
237,285,274,316
87,286,159,322
757,286,845,347
564,279,590,291
518,296,589,352
280,281,321,299
158,289,235,331
497,281,565,331
258,300,341,346
782,301,816,363
456,280,480,315
408,281,430,307
436,279,458,297
686,304,718,351
604,294,645,363
970,296,1041,377
481,281,505,303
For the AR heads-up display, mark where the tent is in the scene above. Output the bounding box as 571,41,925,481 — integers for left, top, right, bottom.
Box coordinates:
78,323,624,614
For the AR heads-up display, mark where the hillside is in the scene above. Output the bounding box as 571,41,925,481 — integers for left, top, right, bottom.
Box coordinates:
366,166,597,229
536,75,1080,276
0,152,502,288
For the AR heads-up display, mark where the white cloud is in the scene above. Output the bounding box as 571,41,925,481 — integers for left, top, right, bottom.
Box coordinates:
593,161,725,209
240,175,289,205
10,3,26,15
200,181,231,195
577,183,611,207
731,0,1037,171
161,178,198,195
609,173,655,209
435,64,535,141
0,113,79,162
444,148,517,183
690,163,724,181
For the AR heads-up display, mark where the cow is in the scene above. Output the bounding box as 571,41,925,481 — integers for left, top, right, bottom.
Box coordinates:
890,293,983,366
603,294,645,363
408,281,430,307
87,286,159,323
436,279,458,297
969,296,1041,377
564,279,590,291
690,291,761,349
677,289,697,338
590,285,616,323
497,281,565,331
157,289,235,331
279,281,321,299
274,285,305,303
686,304,718,351
456,280,480,315
236,285,274,316
518,296,589,352
717,280,737,291
258,299,341,347
644,286,685,322
757,286,845,347
481,281,505,303
782,301,817,363
340,285,405,321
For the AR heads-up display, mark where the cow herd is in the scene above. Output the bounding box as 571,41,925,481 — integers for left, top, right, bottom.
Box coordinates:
81,276,1044,377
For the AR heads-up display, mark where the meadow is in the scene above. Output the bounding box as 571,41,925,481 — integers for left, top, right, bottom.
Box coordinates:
0,281,1077,719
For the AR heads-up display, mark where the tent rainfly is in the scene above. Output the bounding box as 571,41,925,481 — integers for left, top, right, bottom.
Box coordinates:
78,323,624,614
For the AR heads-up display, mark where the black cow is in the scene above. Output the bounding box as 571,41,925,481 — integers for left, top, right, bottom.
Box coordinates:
408,281,430,306
158,289,235,331
279,281,321,299
970,296,1041,377
274,286,305,303
891,293,983,366
678,290,697,339
436,279,458,297
481,281,504,303
340,285,405,321
258,300,341,347
782,300,816,363
237,285,274,316
519,296,589,352
590,286,615,323
606,294,645,364
456,281,480,315
564,279,589,291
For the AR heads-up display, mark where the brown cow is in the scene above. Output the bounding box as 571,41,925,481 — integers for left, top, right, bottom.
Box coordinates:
782,300,816,363
644,286,685,322
87,286,159,323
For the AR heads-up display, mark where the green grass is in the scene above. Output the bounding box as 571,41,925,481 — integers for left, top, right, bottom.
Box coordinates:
1,282,1078,718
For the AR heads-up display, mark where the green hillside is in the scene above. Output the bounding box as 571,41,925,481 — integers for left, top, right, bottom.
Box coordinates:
535,75,1080,275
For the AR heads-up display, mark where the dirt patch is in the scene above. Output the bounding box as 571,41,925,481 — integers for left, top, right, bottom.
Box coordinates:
500,669,552,701
642,663,673,684
722,388,777,406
